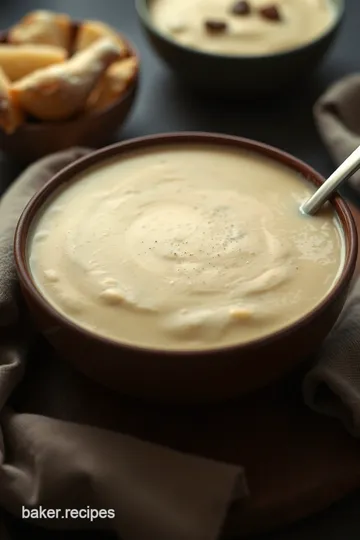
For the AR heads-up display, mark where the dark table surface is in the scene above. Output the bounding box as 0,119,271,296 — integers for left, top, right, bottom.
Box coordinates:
1,0,360,538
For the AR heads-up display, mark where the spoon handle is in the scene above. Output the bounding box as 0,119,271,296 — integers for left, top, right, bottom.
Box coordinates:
301,145,360,215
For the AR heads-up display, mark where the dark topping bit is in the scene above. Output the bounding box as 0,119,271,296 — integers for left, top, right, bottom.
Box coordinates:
259,4,282,21
231,1,251,16
204,20,228,33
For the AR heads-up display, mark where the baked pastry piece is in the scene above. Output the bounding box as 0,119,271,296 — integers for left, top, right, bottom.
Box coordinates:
0,44,67,81
12,38,122,121
74,20,128,56
87,57,138,112
0,68,23,133
8,10,72,51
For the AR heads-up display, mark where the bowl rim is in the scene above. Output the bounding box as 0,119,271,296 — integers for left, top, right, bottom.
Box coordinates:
14,131,358,356
135,0,345,61
0,22,140,130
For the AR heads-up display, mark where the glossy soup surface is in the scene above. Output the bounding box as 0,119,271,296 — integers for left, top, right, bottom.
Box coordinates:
29,143,344,351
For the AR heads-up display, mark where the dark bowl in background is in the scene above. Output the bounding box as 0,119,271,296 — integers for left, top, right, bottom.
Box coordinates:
0,24,139,163
14,133,357,403
136,0,344,95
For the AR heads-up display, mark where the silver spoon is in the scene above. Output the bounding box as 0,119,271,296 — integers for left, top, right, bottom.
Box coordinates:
300,145,360,215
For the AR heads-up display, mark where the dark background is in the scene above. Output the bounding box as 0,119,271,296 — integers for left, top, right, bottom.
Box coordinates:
1,0,360,538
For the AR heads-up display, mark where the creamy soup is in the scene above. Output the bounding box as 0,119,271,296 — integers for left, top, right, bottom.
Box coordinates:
150,0,336,56
28,144,344,351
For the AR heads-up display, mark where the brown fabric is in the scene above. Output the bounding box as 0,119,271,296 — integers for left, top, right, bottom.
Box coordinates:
0,149,247,540
303,76,360,435
314,74,360,188
303,280,360,437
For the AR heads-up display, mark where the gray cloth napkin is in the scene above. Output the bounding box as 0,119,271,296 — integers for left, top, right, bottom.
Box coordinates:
0,149,247,540
303,75,360,436
303,280,360,437
313,74,360,188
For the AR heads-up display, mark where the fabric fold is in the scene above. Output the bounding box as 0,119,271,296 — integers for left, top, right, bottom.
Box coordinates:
303,73,360,434
0,411,244,540
303,280,360,437
314,74,360,188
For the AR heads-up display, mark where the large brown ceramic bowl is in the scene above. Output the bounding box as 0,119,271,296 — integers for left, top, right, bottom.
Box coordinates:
14,133,357,403
0,25,139,164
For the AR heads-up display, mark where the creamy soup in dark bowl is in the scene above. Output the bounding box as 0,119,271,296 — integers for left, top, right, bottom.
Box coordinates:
14,133,357,402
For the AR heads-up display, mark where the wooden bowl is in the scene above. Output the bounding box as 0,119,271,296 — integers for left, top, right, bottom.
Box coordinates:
14,133,358,403
0,25,139,163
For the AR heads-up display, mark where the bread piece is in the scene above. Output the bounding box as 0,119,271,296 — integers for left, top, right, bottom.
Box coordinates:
75,20,128,56
0,44,67,81
0,68,23,134
8,10,72,51
87,57,138,112
12,38,122,121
